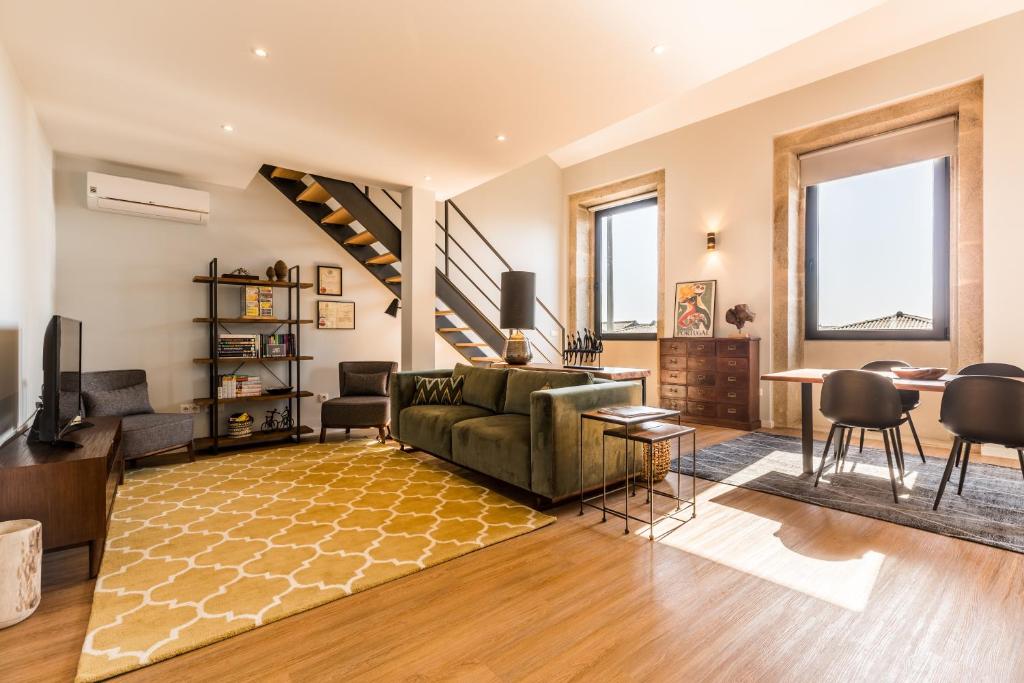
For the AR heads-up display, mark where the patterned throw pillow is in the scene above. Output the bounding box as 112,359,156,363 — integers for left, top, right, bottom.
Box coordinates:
412,375,464,406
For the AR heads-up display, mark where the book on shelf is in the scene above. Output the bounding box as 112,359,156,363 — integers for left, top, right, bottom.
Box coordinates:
217,374,263,399
261,333,295,357
241,285,274,319
214,334,298,360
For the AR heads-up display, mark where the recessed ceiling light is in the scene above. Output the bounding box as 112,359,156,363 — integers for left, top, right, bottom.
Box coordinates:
652,44,667,55
496,134,507,142
424,175,432,182
252,47,269,58
221,123,234,132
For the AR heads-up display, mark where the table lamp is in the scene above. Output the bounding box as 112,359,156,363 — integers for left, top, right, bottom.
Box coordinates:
500,271,535,365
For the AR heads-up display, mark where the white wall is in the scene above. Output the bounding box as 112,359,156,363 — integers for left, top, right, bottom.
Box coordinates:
443,156,565,364
53,155,418,437
0,39,54,442
561,11,1024,443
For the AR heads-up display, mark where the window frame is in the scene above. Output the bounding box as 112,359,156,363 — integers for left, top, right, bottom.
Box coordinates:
804,156,951,341
593,196,659,341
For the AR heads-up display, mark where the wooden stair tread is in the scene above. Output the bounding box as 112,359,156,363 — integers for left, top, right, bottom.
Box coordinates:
471,357,503,363
296,182,330,204
343,231,377,246
435,310,454,316
438,327,470,333
365,253,398,265
384,275,402,284
322,207,355,225
271,167,305,181
455,342,488,348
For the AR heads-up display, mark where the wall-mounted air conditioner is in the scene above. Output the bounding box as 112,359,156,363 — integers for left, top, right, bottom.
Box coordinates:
86,172,210,224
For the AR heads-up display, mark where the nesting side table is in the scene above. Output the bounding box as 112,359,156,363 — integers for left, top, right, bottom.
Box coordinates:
579,407,697,539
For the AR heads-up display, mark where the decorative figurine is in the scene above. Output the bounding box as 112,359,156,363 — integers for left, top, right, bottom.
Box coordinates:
725,304,756,337
266,266,276,281
562,328,603,369
227,267,258,280
273,260,288,281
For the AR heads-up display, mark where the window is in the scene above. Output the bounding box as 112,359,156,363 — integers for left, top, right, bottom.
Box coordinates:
803,119,953,341
594,197,658,340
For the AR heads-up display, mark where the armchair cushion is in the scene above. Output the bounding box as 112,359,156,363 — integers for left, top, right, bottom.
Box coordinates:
503,369,592,415
398,404,492,458
452,364,509,413
452,414,532,490
322,395,390,428
83,382,154,417
121,413,193,459
341,371,389,397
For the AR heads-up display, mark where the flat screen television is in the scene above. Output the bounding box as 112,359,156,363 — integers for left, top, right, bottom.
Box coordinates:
29,315,86,446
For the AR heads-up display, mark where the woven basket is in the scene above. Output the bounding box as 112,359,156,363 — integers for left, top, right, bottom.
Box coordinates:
227,414,253,439
640,441,671,483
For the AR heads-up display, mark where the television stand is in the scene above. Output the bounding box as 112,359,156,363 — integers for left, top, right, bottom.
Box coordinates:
1,416,123,578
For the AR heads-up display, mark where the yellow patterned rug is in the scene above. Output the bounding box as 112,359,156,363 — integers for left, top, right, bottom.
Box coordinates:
75,440,554,682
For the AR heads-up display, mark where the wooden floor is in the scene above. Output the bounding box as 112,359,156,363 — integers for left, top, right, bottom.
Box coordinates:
4,426,1024,682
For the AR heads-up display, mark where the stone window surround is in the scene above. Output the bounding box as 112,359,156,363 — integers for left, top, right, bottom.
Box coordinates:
770,79,983,427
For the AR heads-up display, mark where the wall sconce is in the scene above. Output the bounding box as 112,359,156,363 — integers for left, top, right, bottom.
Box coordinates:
706,231,717,251
385,298,401,317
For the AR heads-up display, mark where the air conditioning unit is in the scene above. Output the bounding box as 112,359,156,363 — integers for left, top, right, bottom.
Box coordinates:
86,172,210,224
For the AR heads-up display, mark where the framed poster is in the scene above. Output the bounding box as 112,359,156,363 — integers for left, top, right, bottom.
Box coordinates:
673,280,716,337
318,300,355,329
317,265,343,296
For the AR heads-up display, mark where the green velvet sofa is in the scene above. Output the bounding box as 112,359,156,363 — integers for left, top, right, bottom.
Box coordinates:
390,364,641,505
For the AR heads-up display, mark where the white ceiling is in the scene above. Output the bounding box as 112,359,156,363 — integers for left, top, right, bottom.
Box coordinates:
0,1,1020,197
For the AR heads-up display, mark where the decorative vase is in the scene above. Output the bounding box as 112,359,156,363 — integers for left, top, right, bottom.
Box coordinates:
0,519,42,629
502,330,533,365
274,260,288,281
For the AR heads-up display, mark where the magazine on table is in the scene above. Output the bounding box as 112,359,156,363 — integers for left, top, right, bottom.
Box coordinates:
596,406,665,418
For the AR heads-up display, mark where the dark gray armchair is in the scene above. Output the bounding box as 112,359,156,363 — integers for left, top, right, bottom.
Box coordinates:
81,370,194,465
320,361,397,443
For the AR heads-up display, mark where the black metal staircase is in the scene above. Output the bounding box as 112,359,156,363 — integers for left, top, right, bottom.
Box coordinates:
259,165,562,365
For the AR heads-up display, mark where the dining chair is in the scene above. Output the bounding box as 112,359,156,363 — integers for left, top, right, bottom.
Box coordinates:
952,362,1024,466
858,360,925,462
932,375,1024,510
815,370,906,504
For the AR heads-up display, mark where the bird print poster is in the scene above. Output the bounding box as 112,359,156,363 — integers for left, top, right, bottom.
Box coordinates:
674,280,716,337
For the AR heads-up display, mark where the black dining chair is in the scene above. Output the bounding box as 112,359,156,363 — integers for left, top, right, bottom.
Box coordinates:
815,370,906,503
858,360,925,462
952,362,1024,466
932,375,1024,510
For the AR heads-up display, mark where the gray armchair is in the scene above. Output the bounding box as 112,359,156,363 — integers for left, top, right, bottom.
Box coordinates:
81,370,194,465
320,361,397,443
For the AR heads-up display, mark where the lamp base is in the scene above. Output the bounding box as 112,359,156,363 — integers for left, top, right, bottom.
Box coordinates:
502,331,533,365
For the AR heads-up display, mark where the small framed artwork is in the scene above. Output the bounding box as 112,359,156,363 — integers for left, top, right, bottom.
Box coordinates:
674,280,716,338
317,265,343,296
318,300,355,330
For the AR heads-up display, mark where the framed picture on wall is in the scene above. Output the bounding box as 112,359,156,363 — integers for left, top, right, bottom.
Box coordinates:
317,265,343,296
673,280,716,337
318,300,355,329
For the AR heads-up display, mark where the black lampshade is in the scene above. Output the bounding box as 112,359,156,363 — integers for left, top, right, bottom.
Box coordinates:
500,271,536,330
385,298,400,317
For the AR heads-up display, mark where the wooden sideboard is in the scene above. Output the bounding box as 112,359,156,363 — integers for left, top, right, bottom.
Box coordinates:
0,416,123,578
658,337,761,430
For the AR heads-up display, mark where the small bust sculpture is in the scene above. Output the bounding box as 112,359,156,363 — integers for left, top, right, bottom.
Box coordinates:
725,304,756,337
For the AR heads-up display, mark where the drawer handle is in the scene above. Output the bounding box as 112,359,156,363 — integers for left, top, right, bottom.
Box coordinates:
728,377,737,383
727,344,737,351
728,360,737,367
727,408,737,414
696,344,705,350
697,375,706,380
727,392,737,398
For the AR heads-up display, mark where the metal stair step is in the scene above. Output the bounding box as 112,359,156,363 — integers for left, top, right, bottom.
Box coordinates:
271,167,305,180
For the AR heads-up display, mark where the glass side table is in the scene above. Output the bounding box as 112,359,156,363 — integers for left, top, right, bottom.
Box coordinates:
579,407,697,539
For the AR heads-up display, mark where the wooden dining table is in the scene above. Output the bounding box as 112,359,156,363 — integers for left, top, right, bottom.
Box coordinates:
761,368,957,474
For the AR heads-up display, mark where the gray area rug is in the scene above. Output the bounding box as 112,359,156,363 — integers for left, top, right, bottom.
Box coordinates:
670,432,1024,554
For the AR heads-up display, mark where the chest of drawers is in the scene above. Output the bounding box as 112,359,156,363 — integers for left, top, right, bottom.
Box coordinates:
659,337,761,430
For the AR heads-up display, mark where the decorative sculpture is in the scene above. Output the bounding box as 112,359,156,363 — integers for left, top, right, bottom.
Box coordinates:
725,304,756,337
562,328,604,369
273,260,289,281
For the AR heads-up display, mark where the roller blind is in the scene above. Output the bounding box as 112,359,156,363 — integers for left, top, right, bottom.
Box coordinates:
799,116,955,187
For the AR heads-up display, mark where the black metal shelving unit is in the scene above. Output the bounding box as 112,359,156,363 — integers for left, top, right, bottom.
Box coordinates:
192,257,314,452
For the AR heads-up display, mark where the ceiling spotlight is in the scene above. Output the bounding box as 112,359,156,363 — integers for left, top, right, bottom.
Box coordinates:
424,175,432,182
252,47,269,58
652,44,667,55
496,134,507,142
221,123,234,132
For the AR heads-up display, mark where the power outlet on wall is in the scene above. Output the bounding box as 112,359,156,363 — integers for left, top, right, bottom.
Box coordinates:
316,393,329,403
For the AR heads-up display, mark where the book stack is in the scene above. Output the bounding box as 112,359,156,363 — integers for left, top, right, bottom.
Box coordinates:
242,286,274,318
217,374,263,399
261,333,296,358
217,334,260,358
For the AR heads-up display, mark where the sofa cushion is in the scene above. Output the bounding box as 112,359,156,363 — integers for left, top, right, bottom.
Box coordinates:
322,395,389,428
83,383,154,417
452,364,509,413
503,370,593,415
412,375,464,406
121,413,193,458
398,404,493,459
451,414,532,490
341,371,389,397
